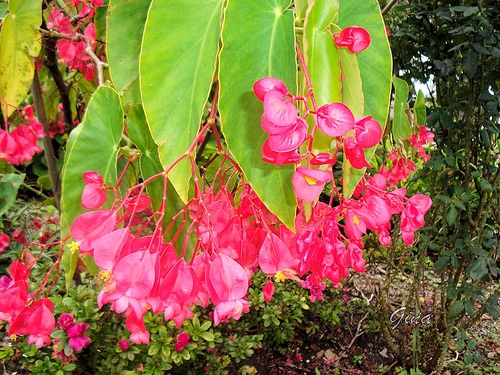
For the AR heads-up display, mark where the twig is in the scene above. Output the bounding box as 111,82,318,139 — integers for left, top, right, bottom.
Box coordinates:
86,41,108,87
347,312,369,349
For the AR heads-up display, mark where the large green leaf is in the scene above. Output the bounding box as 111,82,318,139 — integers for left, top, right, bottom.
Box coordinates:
106,0,151,106
218,0,297,230
0,0,42,119
337,0,392,126
140,0,223,203
60,86,123,287
303,0,341,154
392,77,412,141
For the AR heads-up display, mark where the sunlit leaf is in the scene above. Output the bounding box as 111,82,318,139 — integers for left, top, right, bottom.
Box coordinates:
0,0,42,119
140,0,223,202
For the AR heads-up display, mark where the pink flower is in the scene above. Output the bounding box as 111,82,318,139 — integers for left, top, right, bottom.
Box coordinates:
259,233,294,275
292,167,331,202
344,139,372,169
0,232,10,253
205,254,250,325
263,90,298,127
118,339,130,351
401,194,432,245
57,313,75,331
174,332,190,352
266,118,308,152
261,140,302,166
81,171,107,209
262,281,275,302
70,209,117,254
316,103,355,137
334,26,371,53
354,116,382,148
68,322,91,351
253,77,288,101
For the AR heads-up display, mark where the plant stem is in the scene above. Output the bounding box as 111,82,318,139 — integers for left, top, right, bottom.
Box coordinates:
31,71,61,210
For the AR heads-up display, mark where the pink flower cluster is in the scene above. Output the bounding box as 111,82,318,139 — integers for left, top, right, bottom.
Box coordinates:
254,76,382,202
0,105,45,165
0,261,55,348
70,159,432,344
47,1,103,82
56,313,92,351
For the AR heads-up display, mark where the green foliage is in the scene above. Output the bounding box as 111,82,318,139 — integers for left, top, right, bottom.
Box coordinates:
374,1,500,373
0,172,25,215
0,0,42,119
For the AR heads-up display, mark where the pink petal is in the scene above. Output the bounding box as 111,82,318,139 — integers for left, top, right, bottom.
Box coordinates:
263,90,297,127
258,233,294,275
354,116,382,148
292,167,331,202
253,77,288,101
317,103,355,137
267,118,308,152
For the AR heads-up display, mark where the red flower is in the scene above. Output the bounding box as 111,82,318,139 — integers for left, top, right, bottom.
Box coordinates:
9,298,55,348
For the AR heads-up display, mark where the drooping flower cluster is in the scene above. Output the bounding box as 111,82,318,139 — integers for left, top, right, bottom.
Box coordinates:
253,76,382,202
0,105,45,165
47,0,103,82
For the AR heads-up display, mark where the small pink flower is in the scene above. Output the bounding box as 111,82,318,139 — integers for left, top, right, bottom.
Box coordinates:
57,313,75,331
317,103,355,137
0,232,10,253
118,339,130,351
253,77,288,101
263,90,298,127
334,26,371,53
174,332,190,352
82,171,107,209
354,116,382,148
68,322,91,351
292,167,331,202
344,139,372,169
262,280,275,302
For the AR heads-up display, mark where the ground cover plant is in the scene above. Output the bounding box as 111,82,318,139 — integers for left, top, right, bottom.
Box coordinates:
0,0,498,374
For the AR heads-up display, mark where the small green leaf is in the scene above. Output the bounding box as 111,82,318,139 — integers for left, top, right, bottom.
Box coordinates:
433,256,449,270
392,77,412,141
414,89,427,126
446,206,458,226
448,300,464,319
469,258,488,280
0,173,25,215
